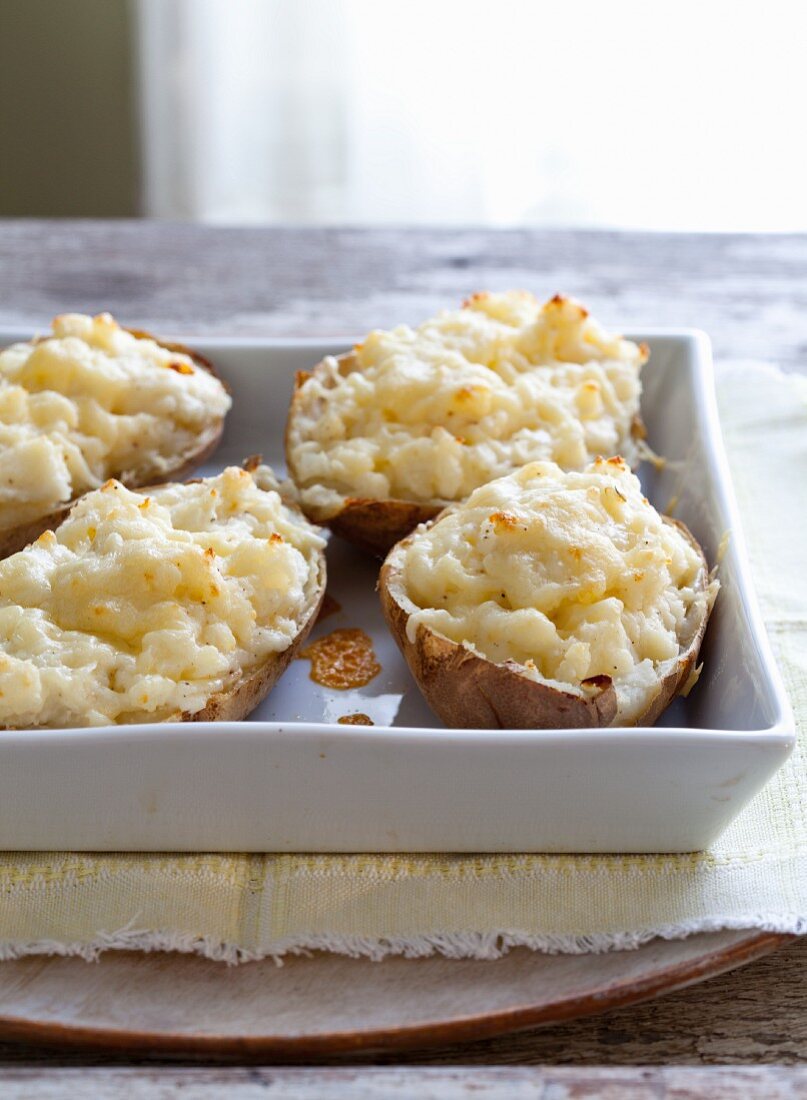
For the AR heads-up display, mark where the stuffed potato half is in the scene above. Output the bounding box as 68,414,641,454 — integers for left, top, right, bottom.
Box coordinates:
0,313,231,555
379,459,717,729
0,464,325,728
286,292,648,555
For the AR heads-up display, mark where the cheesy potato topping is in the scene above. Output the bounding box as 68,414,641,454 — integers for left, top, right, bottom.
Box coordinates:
0,466,324,728
0,313,231,534
289,293,646,517
400,460,716,723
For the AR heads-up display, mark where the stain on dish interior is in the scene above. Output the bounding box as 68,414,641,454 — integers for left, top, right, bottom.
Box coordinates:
300,628,381,690
337,713,374,726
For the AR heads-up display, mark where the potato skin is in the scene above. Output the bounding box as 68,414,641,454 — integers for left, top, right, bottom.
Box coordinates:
0,330,226,558
287,353,647,559
379,516,712,730
328,498,442,558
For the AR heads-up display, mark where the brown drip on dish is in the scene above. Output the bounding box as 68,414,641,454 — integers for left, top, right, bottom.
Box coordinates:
301,628,381,690
337,713,374,726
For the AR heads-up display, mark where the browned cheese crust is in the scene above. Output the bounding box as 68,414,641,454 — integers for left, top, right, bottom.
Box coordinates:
0,329,227,558
379,516,712,730
287,352,647,559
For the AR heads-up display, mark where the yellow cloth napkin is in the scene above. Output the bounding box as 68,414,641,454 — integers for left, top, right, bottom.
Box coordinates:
0,363,805,962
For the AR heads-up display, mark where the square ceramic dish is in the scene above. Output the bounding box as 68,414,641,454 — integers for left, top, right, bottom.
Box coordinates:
0,330,794,852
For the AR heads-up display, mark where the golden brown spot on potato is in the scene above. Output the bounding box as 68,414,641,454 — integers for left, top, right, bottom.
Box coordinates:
242,455,262,473
452,383,491,409
204,546,216,559
337,713,374,726
138,498,151,510
167,360,194,375
316,592,341,623
101,479,117,491
35,529,56,545
462,291,489,308
489,511,520,533
269,533,283,544
209,584,220,597
546,293,589,318
568,546,583,561
633,571,645,582
607,456,626,467
301,628,381,690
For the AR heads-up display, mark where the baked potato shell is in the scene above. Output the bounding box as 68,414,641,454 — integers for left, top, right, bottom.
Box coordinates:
0,464,326,727
286,353,646,558
379,515,712,730
0,328,228,558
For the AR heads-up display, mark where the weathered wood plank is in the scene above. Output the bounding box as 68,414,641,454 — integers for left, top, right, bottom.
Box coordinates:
1,222,806,369
0,1065,805,1098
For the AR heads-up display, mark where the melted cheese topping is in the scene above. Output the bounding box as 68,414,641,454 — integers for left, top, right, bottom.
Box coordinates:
0,313,232,534
0,466,325,728
399,460,715,723
289,293,646,517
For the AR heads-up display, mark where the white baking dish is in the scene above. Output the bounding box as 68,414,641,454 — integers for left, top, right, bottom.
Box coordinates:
0,330,794,852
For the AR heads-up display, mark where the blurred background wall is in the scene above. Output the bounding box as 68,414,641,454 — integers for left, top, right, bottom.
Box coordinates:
1,0,805,230
0,0,139,216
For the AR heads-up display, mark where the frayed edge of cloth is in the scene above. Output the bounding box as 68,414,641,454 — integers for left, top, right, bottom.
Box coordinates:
0,915,804,965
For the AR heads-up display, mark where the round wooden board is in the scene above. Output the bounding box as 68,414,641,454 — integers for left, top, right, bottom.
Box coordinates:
0,930,792,1059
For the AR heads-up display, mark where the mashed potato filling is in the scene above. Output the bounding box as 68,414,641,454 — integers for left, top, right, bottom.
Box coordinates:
0,313,232,533
400,460,715,724
289,293,646,517
0,466,324,728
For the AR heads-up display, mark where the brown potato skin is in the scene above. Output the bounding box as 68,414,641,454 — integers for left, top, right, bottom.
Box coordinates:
287,352,646,559
0,329,227,558
328,498,442,558
379,516,712,730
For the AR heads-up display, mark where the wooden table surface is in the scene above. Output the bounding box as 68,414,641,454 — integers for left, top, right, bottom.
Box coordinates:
0,220,804,1094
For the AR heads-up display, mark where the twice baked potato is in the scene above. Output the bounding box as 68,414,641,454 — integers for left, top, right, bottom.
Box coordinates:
0,313,231,556
0,464,325,728
380,459,717,729
286,292,648,555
